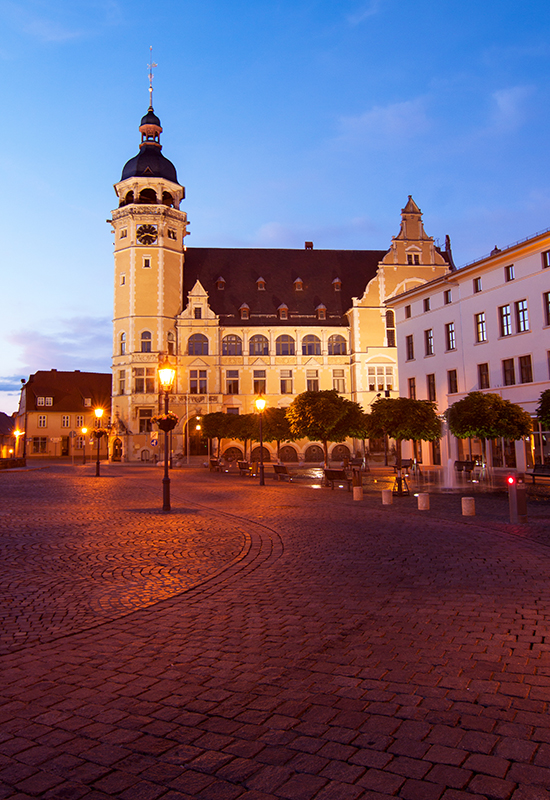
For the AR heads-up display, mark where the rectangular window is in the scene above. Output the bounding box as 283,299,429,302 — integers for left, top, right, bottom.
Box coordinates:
473,277,482,293
544,292,550,326
333,369,345,393
226,408,239,415
32,437,47,453
515,299,529,332
426,374,436,402
405,305,411,319
76,436,84,450
385,366,393,391
307,370,319,392
45,397,53,406
424,329,434,356
37,396,45,406
478,363,490,389
38,415,47,428
120,229,127,238
120,274,126,286
503,358,515,386
444,289,452,305
447,369,458,394
118,370,126,396
253,370,266,395
139,409,153,433
84,398,91,407
475,312,487,343
504,264,515,282
61,415,70,428
499,305,512,337
423,297,431,312
226,370,239,395
194,307,202,319
542,251,550,269
145,368,155,394
386,329,395,347
143,257,151,268
408,377,416,400
406,334,414,360
76,415,84,428
445,322,456,351
190,369,207,394
133,367,145,394
519,355,533,384
167,229,177,240
280,369,293,394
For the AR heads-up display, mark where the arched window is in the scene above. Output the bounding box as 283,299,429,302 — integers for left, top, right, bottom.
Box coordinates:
249,334,269,356
120,190,134,207
167,331,176,355
386,309,396,347
328,334,346,355
162,191,174,207
188,333,209,355
140,331,152,353
302,335,321,356
276,335,295,356
138,188,157,204
120,332,126,355
222,335,242,355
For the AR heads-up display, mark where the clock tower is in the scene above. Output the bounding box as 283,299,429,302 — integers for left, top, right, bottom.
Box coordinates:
110,105,188,458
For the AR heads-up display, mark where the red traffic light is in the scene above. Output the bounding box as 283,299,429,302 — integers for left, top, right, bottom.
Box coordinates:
507,476,516,486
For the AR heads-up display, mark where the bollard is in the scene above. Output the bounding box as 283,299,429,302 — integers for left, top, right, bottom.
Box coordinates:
417,492,429,511
353,486,363,501
382,489,393,505
462,496,475,516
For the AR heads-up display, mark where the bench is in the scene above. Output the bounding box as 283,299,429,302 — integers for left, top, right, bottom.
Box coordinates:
237,461,252,477
273,464,293,481
526,464,550,483
393,458,413,473
324,468,352,491
454,460,476,476
209,458,222,472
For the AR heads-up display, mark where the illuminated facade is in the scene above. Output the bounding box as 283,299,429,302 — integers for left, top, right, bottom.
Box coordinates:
110,106,451,462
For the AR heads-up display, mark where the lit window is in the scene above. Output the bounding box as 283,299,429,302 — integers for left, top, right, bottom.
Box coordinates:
478,363,490,389
76,415,84,427
475,313,487,343
515,299,529,332
519,355,533,384
424,329,434,356
499,305,512,337
45,397,53,406
84,398,91,407
445,322,456,351
37,396,45,406
504,264,515,282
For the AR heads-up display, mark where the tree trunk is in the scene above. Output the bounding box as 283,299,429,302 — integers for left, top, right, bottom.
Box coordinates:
323,440,329,468
395,438,404,496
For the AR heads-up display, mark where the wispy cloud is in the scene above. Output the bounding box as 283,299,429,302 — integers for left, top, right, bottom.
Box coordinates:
335,97,430,149
489,85,534,133
346,0,383,25
0,0,123,42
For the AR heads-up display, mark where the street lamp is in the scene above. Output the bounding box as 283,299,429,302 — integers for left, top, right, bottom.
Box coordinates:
255,396,266,486
94,409,104,477
81,427,88,465
13,429,23,458
158,358,176,512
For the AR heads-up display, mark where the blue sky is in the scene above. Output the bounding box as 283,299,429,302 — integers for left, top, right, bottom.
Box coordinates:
1,0,550,413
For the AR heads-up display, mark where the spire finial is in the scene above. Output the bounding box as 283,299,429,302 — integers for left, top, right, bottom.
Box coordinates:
147,46,157,109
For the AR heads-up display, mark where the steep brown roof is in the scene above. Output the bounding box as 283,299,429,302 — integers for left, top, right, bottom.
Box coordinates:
183,247,388,327
24,371,112,413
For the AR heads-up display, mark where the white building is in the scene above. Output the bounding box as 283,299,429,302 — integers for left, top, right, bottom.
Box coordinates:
386,229,550,471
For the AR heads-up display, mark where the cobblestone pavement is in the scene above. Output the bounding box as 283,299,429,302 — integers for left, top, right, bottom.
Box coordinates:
1,465,550,800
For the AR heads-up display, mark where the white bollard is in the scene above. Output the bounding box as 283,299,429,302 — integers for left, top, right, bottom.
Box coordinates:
462,496,475,516
353,486,363,501
418,493,430,511
382,489,393,505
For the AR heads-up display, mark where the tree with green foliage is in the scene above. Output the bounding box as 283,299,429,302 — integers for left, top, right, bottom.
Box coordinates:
229,413,258,460
201,412,234,457
366,397,441,495
261,407,296,459
286,390,366,467
536,389,550,430
447,392,532,461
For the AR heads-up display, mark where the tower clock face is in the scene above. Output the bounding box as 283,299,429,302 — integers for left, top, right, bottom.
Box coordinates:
136,224,158,245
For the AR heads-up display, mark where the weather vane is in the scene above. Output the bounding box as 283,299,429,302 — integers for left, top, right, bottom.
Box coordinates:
148,46,157,109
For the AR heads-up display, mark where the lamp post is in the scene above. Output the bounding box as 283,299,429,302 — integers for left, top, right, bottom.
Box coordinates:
94,409,104,477
13,430,23,458
81,427,88,465
255,396,266,486
158,359,176,512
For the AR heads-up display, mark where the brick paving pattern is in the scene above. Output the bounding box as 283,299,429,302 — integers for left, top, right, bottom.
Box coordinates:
0,464,549,800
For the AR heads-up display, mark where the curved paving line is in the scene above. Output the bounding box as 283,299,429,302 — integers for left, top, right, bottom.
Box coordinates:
0,492,284,657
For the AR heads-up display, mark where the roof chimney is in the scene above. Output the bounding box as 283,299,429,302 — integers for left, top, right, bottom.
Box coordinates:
305,241,313,250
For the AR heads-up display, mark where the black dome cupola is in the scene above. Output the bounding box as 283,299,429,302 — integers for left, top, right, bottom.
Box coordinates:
120,105,179,183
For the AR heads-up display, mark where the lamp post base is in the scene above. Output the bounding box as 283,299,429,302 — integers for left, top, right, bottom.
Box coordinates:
162,477,171,512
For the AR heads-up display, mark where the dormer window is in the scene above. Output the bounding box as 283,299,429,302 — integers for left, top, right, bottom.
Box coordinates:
316,305,326,320
332,278,341,292
194,307,202,319
216,276,225,290
257,277,266,291
240,303,250,320
278,304,288,320
294,278,303,291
